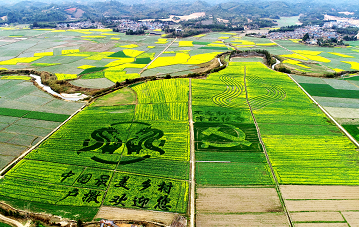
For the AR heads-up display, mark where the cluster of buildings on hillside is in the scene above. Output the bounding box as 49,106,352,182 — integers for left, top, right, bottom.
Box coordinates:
267,25,339,40
57,21,104,29
109,19,163,32
323,20,359,29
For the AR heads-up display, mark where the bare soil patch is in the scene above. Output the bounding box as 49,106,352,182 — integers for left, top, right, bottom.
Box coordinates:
92,87,136,106
196,187,282,213
191,58,219,74
80,42,116,52
295,224,348,227
196,213,288,227
342,212,359,227
286,200,359,212
290,212,344,222
94,206,176,226
323,107,359,119
280,185,359,200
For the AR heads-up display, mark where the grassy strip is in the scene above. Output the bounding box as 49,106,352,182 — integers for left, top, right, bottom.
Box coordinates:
0,195,98,221
108,51,130,58
300,83,359,98
0,107,70,122
0,223,11,227
193,41,211,45
133,58,152,64
199,46,229,50
23,111,70,122
342,125,359,141
79,67,107,75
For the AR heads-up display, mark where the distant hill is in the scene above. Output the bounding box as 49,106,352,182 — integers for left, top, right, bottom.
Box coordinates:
0,0,358,23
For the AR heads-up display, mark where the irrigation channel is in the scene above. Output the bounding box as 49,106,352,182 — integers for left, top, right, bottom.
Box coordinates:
243,66,294,227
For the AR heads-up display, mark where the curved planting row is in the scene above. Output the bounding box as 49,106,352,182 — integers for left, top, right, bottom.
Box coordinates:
246,75,286,110
212,75,243,107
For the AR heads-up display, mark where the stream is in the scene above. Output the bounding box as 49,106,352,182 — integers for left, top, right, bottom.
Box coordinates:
272,58,280,70
30,74,88,101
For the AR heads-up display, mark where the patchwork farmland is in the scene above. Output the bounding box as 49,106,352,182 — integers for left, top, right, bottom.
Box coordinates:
1,27,359,226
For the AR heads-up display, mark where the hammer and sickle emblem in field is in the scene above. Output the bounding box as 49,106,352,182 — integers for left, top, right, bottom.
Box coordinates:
201,124,251,148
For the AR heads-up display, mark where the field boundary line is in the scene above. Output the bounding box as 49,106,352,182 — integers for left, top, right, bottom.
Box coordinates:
188,78,195,227
287,74,359,148
139,38,177,74
0,105,86,176
243,66,293,227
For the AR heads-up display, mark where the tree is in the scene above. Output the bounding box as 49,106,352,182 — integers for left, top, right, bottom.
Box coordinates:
302,33,310,42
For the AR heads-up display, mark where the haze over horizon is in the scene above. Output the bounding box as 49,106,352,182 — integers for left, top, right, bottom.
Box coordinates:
0,0,358,6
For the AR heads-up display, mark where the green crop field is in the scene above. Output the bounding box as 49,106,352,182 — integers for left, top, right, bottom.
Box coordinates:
192,62,273,186
0,76,190,219
243,62,359,185
3,27,359,226
0,78,83,171
0,223,11,227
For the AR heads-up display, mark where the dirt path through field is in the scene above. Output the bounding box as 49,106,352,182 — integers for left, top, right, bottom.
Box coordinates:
139,38,177,74
243,66,293,226
188,79,195,227
0,214,30,227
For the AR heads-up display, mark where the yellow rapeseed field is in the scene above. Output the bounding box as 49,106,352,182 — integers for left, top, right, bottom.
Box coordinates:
81,35,106,38
105,71,139,82
148,53,190,69
105,58,135,67
55,74,77,80
78,65,96,69
123,49,144,58
62,49,80,55
328,52,354,58
256,43,277,46
231,40,255,45
283,59,310,68
220,32,237,35
105,64,146,71
34,52,53,57
304,55,331,63
342,61,359,70
185,52,221,65
0,75,31,80
118,44,139,48
155,38,168,44
178,41,193,47
280,54,308,60
0,57,42,65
